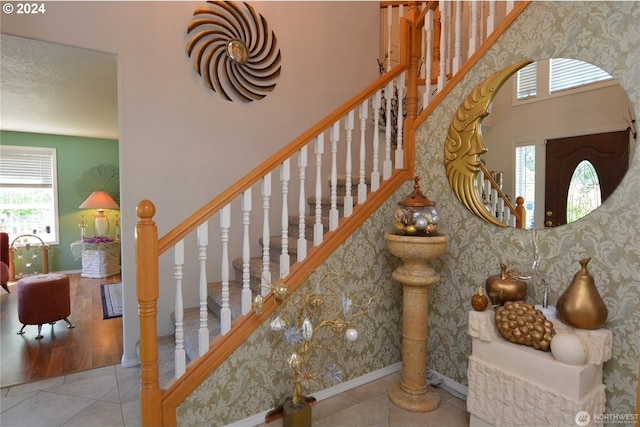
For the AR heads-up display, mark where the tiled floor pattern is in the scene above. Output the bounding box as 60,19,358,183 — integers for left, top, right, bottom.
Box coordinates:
1,367,469,427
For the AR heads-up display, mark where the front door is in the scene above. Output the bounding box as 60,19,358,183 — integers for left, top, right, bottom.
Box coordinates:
544,130,629,227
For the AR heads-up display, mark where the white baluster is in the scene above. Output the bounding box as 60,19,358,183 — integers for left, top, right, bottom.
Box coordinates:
344,110,354,217
174,239,185,378
280,159,290,278
487,1,496,36
329,122,340,231
297,146,308,261
383,80,393,180
497,197,505,223
469,1,478,59
490,188,499,219
387,5,392,72
424,9,433,108
261,173,271,296
197,222,210,351
394,74,405,169
314,135,325,246
371,90,381,192
452,1,462,75
506,0,515,14
241,188,252,315
438,2,447,91
219,206,231,335
358,100,368,204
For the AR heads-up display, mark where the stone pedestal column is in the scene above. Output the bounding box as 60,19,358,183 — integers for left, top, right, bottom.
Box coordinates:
384,232,450,412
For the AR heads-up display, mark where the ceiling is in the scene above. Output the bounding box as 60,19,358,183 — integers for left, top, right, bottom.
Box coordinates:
1,34,119,140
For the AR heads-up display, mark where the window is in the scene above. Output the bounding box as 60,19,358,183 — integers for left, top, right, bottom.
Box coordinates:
516,58,613,101
516,61,537,100
549,58,612,93
567,160,601,224
0,146,59,244
514,144,536,229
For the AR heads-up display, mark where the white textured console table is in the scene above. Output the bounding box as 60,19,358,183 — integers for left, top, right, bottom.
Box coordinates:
467,309,612,427
71,240,121,278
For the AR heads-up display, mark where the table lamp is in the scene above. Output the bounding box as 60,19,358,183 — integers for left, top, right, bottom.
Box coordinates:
79,191,120,236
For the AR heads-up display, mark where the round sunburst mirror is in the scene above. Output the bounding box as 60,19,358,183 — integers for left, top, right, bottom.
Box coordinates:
186,1,282,102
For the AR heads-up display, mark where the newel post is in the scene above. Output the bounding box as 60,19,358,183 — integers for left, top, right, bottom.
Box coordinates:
404,1,422,176
136,200,161,427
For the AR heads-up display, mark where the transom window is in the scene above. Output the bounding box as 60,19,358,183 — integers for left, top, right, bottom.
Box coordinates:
0,145,59,244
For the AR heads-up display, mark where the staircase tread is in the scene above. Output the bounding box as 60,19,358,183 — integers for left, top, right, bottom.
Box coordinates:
171,306,222,361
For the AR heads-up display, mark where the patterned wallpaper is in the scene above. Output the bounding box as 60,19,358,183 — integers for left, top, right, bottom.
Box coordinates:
178,2,639,424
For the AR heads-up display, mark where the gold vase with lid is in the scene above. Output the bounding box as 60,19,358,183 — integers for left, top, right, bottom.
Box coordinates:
556,257,608,330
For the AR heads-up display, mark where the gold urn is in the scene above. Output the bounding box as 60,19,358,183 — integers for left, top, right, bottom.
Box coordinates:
556,257,608,330
485,263,527,305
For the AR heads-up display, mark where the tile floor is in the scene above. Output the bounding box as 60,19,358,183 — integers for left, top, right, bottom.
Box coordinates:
0,367,469,427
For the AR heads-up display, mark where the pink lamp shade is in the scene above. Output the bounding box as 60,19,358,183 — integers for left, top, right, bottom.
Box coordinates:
79,191,120,236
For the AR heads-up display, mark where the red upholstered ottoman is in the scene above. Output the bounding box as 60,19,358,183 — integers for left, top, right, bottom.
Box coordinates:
17,274,75,339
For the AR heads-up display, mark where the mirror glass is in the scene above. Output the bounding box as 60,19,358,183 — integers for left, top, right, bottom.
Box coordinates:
446,58,635,230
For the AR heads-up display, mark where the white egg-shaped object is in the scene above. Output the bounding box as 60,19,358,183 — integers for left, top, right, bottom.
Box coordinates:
302,318,313,341
344,328,358,342
550,333,588,366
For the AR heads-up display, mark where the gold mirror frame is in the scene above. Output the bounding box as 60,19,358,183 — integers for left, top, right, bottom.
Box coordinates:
444,60,532,227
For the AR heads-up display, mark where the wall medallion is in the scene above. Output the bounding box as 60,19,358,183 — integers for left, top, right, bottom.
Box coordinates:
186,1,282,102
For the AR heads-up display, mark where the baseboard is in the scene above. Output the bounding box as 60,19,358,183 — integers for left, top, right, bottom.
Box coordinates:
121,354,140,368
428,369,468,401
50,269,82,275
225,363,402,427
225,365,468,426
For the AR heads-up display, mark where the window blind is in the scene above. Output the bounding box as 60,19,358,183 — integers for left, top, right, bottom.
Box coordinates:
550,58,612,93
0,146,54,187
516,62,537,100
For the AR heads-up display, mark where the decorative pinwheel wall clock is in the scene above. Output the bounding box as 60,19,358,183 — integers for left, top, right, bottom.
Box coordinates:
186,1,282,102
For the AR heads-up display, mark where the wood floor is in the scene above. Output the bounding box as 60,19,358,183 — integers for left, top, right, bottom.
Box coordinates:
0,273,123,388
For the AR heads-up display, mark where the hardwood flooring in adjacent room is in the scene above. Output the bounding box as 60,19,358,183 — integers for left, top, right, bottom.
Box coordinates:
0,273,123,388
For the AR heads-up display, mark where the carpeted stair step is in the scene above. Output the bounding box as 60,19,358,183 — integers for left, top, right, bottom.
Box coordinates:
171,306,222,362
287,214,330,239
206,280,246,319
261,236,315,267
231,257,280,291
307,195,355,217
334,175,372,197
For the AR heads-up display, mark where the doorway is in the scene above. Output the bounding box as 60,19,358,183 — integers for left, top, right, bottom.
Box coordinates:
544,130,630,227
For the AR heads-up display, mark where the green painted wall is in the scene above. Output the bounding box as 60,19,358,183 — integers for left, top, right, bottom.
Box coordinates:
1,130,119,272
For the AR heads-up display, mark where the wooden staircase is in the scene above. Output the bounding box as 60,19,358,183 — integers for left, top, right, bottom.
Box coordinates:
137,3,531,425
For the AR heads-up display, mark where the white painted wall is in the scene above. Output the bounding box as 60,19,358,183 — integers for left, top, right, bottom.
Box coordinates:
1,1,380,365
